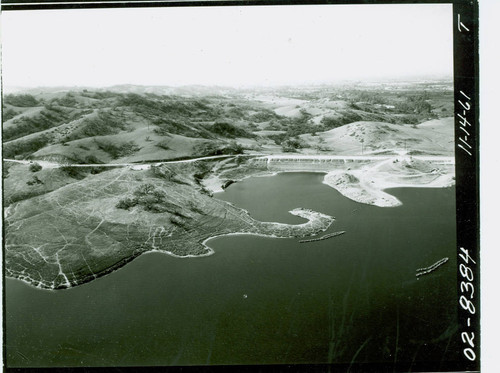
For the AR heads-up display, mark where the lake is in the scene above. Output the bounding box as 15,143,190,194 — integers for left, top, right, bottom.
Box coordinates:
4,172,459,368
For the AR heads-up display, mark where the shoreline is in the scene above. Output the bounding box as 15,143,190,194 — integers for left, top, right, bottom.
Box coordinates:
207,155,455,208
5,158,453,291
322,169,455,207
209,169,455,209
7,208,334,291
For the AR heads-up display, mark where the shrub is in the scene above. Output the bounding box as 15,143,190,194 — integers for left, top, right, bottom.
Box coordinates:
265,121,284,131
116,197,138,210
225,141,244,155
249,110,279,122
195,140,244,157
320,111,363,129
314,144,331,152
170,215,185,227
268,133,287,145
56,93,78,107
90,167,106,174
226,106,246,119
395,93,432,114
83,155,103,164
281,138,304,152
60,166,86,180
397,115,420,125
155,140,170,150
26,175,43,185
29,163,42,172
95,140,140,159
247,122,258,131
116,183,170,213
209,121,252,138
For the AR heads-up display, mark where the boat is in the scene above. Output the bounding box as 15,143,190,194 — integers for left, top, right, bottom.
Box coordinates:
416,257,449,277
299,231,346,243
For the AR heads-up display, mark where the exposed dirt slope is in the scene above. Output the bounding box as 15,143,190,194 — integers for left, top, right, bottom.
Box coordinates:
300,117,454,156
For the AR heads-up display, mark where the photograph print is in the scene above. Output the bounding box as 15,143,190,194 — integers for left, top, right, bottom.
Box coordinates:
1,2,479,372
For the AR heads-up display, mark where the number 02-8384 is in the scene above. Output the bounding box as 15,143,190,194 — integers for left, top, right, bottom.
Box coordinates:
458,247,476,361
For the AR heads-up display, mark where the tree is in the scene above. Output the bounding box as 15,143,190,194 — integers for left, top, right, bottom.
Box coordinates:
29,163,42,172
281,138,304,152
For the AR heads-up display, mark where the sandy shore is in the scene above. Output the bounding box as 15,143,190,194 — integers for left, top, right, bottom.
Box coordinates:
208,155,455,208
322,157,455,207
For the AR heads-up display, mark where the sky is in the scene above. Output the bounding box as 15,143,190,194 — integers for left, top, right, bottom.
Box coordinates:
1,4,453,88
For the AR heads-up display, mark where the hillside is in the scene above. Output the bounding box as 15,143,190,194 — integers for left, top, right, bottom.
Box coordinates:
2,82,455,289
3,83,453,163
299,117,454,156
4,163,334,289
3,91,266,164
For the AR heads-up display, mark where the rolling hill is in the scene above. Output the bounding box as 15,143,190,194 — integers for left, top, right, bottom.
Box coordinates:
299,117,454,156
2,82,455,289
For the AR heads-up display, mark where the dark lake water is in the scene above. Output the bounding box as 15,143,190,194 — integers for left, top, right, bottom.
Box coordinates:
5,172,459,368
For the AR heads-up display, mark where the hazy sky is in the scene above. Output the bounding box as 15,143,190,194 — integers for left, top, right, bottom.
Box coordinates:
1,4,453,88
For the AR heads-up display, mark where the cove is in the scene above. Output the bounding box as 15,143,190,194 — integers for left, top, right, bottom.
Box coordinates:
5,172,459,368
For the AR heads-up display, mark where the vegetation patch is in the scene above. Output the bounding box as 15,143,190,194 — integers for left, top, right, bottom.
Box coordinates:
63,110,127,141
2,107,19,121
2,162,12,179
155,140,171,150
83,154,104,164
3,106,78,142
118,93,217,125
3,134,52,159
195,140,243,157
4,94,39,107
94,139,141,159
249,110,280,123
209,121,253,138
395,94,432,114
116,183,184,214
29,163,43,172
26,175,44,185
60,166,87,180
281,137,306,152
152,118,207,138
54,93,79,108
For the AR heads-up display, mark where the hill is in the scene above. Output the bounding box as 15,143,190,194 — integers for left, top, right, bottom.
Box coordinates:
2,81,455,289
4,163,334,289
298,117,454,156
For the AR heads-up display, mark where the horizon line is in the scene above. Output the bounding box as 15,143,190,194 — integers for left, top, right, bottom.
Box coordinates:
3,76,454,93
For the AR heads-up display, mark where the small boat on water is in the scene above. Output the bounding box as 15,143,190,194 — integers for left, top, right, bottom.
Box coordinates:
299,231,346,243
416,257,449,277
